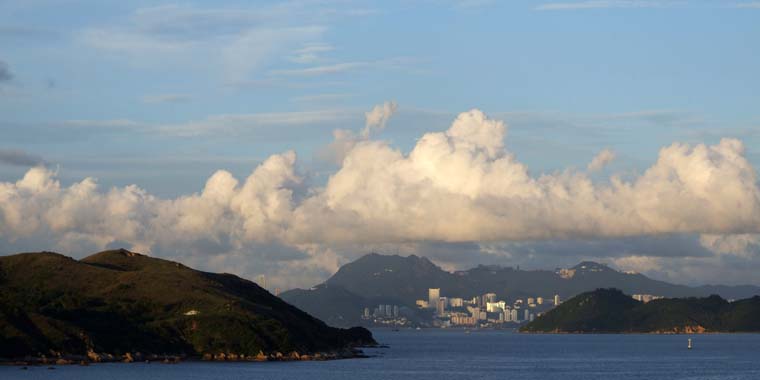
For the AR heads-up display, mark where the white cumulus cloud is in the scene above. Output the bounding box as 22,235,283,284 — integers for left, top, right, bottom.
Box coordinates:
2,106,760,288
588,148,616,171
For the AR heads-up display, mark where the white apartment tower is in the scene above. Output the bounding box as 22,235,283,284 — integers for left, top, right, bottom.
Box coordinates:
428,288,440,308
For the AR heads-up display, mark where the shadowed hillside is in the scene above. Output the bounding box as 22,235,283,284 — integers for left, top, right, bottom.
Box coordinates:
0,249,374,359
521,288,760,333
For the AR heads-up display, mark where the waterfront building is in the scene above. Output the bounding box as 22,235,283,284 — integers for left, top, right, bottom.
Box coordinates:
451,313,477,326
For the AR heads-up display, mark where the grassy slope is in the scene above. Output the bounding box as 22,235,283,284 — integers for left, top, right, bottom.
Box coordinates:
0,249,374,358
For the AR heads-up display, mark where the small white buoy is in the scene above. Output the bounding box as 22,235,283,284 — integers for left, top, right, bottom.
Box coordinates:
687,338,692,349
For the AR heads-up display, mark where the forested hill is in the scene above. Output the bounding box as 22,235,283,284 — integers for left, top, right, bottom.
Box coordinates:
0,249,374,360
521,288,760,333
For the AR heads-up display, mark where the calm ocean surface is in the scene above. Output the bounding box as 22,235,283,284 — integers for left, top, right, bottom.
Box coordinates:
4,329,760,380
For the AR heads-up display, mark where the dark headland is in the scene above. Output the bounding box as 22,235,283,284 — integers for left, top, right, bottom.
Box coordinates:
521,288,760,334
0,249,375,365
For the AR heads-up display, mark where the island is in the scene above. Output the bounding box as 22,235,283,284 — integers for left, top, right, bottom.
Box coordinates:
520,288,760,333
0,249,375,365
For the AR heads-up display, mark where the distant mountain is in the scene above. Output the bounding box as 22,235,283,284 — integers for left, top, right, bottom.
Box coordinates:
0,249,374,360
520,288,760,333
281,253,760,327
279,284,367,327
326,253,454,305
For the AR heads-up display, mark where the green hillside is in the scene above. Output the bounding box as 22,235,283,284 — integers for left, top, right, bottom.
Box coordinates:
521,288,760,333
0,249,374,359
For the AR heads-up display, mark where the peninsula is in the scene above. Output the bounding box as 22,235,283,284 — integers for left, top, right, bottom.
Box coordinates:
0,249,375,364
520,288,760,333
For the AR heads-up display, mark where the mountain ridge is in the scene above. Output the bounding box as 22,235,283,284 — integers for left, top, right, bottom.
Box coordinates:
281,253,760,327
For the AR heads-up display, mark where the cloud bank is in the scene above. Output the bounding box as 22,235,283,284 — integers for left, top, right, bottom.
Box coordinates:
2,107,759,287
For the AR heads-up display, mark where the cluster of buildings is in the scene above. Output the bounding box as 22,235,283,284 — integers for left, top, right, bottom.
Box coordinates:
417,288,562,327
631,294,664,303
361,304,411,327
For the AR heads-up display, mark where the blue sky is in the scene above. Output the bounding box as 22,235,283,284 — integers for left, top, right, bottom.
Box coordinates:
2,0,759,194
2,0,760,288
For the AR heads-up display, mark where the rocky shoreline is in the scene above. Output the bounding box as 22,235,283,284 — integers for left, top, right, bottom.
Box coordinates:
1,347,372,367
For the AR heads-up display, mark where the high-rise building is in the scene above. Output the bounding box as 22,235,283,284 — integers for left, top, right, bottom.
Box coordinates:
486,301,507,313
416,299,429,308
527,297,535,305
385,304,392,317
364,307,370,318
504,309,512,322
428,288,440,308
393,305,399,317
510,309,518,322
483,293,497,303
554,294,561,306
536,297,544,305
524,309,530,321
436,298,446,316
449,297,464,307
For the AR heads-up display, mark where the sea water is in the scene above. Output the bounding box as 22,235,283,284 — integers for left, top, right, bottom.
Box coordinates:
3,329,760,380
